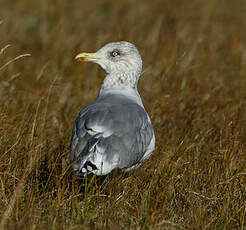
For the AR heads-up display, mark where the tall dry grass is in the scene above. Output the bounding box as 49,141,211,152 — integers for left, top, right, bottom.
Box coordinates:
0,0,246,229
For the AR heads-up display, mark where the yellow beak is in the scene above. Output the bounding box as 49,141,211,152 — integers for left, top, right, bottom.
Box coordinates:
74,52,99,62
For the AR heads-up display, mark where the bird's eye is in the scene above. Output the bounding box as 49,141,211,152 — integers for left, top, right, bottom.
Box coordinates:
111,50,120,57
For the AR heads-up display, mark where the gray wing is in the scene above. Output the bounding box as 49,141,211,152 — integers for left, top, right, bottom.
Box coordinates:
69,97,154,175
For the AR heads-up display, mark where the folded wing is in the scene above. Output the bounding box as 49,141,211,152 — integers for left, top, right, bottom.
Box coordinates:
69,96,154,176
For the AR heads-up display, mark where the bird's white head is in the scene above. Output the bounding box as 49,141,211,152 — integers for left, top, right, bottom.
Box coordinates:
75,41,142,89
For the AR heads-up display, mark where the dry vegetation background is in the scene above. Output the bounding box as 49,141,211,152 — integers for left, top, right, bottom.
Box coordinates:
0,0,246,229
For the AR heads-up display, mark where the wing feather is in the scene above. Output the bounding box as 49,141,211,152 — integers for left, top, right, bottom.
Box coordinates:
69,96,154,175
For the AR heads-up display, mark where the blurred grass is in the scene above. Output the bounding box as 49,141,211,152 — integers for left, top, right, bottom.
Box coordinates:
0,0,246,229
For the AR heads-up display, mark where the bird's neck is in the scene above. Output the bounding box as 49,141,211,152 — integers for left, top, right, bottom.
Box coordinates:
98,86,144,108
101,72,138,90
99,73,144,108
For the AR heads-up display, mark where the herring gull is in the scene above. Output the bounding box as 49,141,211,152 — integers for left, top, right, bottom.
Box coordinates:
69,41,155,176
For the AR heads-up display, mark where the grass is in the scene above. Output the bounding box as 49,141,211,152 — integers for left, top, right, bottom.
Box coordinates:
0,0,246,229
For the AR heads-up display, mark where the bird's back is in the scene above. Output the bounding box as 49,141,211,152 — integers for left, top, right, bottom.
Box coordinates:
70,93,154,175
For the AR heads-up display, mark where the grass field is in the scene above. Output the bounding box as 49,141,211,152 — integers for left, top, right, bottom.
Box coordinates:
0,0,246,229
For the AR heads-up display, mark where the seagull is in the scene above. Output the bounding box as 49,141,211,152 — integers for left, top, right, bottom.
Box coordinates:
69,41,155,176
